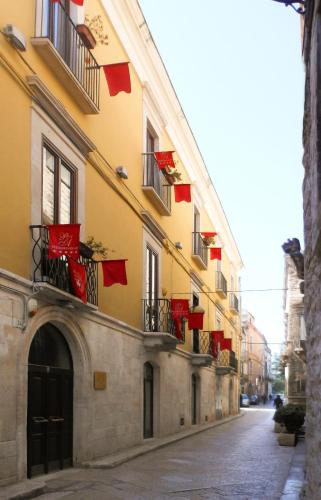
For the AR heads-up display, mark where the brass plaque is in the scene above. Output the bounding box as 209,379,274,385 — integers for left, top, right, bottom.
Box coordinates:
94,371,107,390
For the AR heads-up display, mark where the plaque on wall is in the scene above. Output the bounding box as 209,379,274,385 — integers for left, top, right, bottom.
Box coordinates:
94,371,107,390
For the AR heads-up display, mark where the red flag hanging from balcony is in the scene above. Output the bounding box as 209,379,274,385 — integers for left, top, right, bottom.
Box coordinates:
102,63,131,96
210,248,222,260
68,258,87,303
171,299,190,320
188,311,204,330
174,184,191,203
201,232,217,238
220,338,232,351
173,318,184,341
212,330,225,343
154,151,175,170
211,334,219,358
47,224,80,259
101,259,128,287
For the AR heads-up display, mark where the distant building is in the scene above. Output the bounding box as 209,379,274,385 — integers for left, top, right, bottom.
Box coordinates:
241,312,272,398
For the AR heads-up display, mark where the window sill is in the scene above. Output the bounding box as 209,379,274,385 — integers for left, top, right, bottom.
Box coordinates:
142,186,171,216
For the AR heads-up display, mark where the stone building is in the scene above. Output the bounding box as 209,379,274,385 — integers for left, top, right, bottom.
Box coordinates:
282,240,306,405
0,0,242,486
302,1,321,496
241,312,272,398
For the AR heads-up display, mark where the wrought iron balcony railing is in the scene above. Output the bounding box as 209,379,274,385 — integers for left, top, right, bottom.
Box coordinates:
142,299,185,342
229,293,239,312
192,233,208,268
35,0,100,110
193,330,213,355
217,350,238,372
142,155,171,214
30,225,98,306
216,271,227,297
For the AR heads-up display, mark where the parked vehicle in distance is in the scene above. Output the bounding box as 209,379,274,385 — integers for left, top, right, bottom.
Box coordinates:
250,395,258,405
240,394,250,407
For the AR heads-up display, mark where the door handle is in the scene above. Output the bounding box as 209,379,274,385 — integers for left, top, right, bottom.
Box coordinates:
32,417,49,423
49,416,65,422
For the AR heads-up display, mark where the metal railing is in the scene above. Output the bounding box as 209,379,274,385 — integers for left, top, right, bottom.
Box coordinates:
193,331,213,355
30,225,98,306
36,0,100,109
229,293,239,312
143,299,184,339
142,155,171,212
216,271,227,295
192,233,208,267
217,350,238,371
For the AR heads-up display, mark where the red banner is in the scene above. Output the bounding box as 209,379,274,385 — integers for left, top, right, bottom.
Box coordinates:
154,151,175,170
211,330,225,343
174,184,191,203
211,334,219,358
173,318,184,341
103,63,131,97
201,232,217,238
188,311,204,330
220,338,232,351
68,258,87,303
101,259,128,287
47,224,80,259
210,248,222,260
171,299,190,320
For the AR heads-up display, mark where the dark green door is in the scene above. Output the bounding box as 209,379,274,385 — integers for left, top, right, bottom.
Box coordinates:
27,324,73,478
143,363,153,438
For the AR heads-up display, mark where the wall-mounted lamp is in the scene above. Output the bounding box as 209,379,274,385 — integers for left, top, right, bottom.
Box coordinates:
116,166,128,179
175,242,183,250
3,24,26,50
272,0,305,14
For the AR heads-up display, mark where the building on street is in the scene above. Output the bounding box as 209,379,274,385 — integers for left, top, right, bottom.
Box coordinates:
241,311,272,398
0,0,242,486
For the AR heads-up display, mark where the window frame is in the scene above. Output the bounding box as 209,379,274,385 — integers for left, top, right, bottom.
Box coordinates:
41,138,77,225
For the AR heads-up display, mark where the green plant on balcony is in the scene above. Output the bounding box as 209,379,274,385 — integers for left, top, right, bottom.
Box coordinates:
164,167,182,185
202,235,216,246
85,236,109,260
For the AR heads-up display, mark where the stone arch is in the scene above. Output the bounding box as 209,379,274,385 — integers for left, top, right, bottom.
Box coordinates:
15,305,93,480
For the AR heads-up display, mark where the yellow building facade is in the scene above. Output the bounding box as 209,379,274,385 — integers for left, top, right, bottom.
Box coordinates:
0,0,243,485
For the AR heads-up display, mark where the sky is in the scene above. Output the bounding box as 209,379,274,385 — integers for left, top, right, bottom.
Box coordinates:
139,0,304,352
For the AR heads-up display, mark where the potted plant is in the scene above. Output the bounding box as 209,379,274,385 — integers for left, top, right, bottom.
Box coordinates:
273,404,305,446
202,235,216,246
163,167,182,185
84,236,109,260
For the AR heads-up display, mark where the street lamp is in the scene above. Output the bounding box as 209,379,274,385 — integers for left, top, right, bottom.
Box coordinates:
272,0,305,14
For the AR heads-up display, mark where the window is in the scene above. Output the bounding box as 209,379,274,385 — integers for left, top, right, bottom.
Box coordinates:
42,144,76,225
145,245,159,301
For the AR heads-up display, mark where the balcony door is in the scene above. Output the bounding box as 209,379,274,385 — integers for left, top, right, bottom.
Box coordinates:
145,126,161,195
191,374,197,425
145,246,159,332
27,323,73,478
46,0,72,65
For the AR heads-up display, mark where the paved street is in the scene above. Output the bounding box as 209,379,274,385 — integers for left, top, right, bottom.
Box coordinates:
30,408,296,500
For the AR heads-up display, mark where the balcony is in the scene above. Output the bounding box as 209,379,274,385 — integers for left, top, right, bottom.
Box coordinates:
229,293,239,314
191,331,213,367
192,233,208,270
216,271,227,298
142,299,181,350
216,350,238,375
142,155,171,215
31,0,100,114
30,225,98,308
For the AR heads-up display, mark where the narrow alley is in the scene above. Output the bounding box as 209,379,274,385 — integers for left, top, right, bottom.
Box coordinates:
20,408,299,500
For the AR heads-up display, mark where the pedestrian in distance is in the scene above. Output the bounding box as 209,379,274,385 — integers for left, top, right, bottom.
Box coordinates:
269,394,272,401
273,395,283,409
262,394,267,405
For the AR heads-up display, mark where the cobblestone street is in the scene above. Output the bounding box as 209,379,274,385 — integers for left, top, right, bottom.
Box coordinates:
25,407,299,500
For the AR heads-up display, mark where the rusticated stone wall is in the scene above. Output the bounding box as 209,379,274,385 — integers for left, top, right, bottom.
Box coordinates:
303,1,321,497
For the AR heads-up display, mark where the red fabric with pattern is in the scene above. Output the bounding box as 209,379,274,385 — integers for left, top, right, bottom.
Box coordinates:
47,224,80,259
170,299,190,320
154,151,175,170
68,258,87,303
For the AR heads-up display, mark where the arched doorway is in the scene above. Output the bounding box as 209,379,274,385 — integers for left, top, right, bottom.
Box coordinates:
191,374,197,425
27,323,73,478
143,362,153,438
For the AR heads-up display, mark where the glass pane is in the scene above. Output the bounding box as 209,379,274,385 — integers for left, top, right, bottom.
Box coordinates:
60,164,71,224
42,148,55,224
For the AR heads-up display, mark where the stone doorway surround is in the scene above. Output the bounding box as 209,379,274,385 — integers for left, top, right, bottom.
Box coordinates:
16,306,92,481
